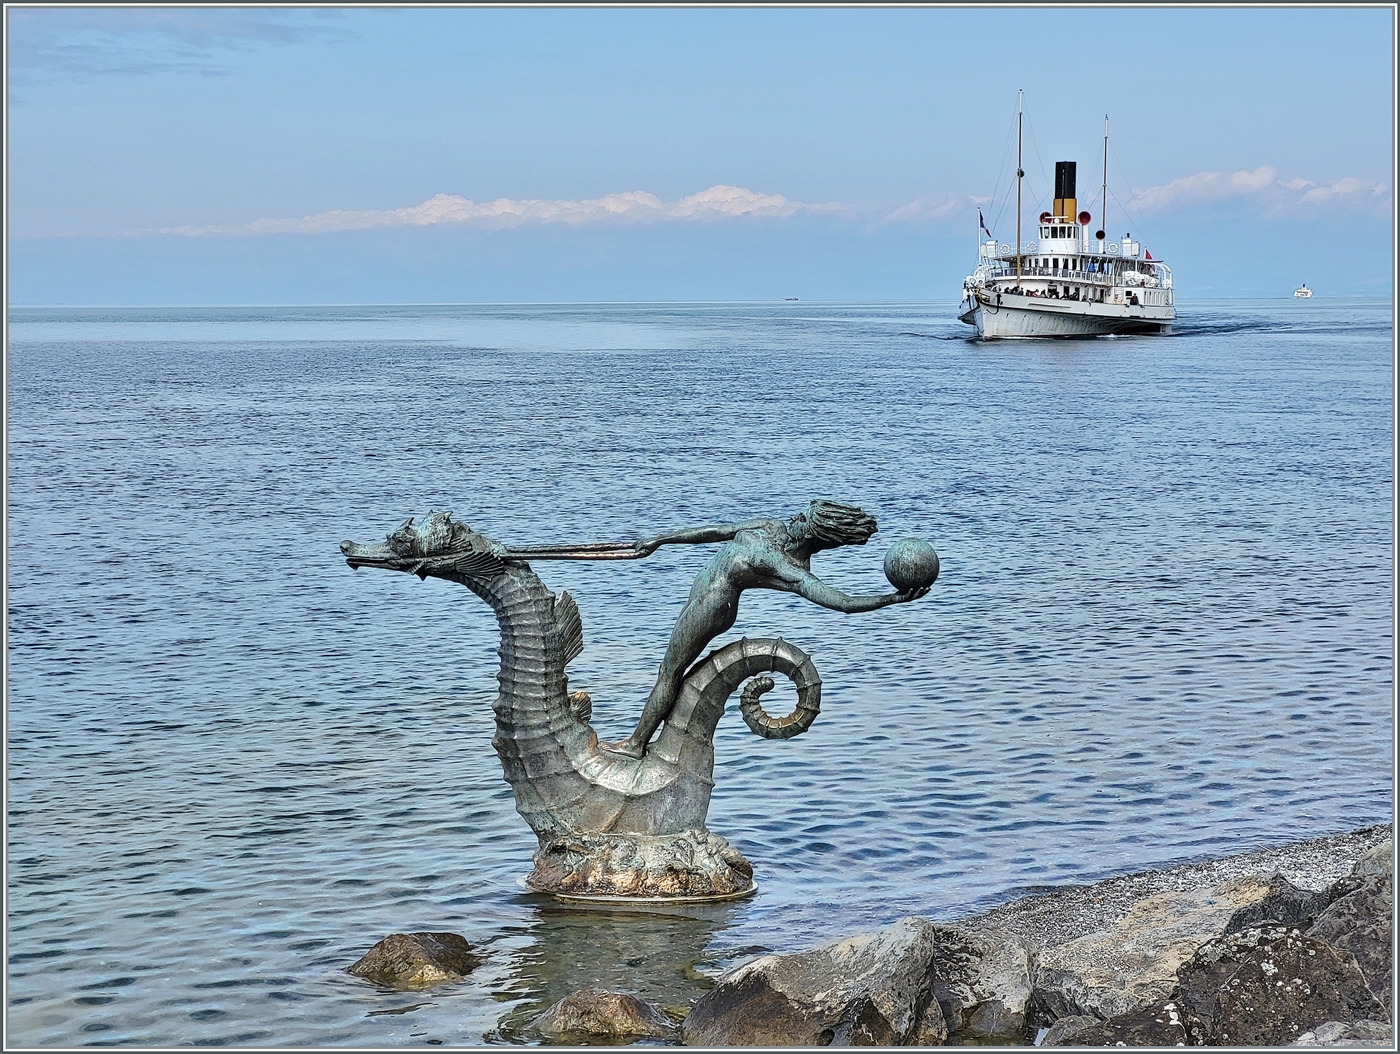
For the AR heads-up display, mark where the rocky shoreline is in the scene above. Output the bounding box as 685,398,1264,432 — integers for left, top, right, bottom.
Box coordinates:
349,823,1393,1046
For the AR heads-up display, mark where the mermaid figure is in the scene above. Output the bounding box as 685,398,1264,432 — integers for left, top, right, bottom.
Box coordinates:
601,500,930,759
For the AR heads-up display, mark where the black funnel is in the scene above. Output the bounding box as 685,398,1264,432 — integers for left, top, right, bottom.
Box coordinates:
1054,162,1077,200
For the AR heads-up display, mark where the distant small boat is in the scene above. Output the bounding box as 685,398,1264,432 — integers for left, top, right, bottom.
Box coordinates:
1294,283,1313,299
782,297,799,301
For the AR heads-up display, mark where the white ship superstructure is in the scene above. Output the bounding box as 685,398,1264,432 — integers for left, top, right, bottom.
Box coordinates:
959,102,1174,339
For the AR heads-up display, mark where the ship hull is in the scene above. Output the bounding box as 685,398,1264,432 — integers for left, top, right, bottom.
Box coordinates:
959,291,1173,340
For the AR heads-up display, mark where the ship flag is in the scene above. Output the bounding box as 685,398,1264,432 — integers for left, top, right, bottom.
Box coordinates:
1144,250,1153,260
979,209,993,241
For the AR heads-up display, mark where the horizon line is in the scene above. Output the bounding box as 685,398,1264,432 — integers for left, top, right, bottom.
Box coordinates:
5,293,1387,310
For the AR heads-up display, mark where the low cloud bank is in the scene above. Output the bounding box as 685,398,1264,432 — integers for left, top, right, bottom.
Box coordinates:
1129,166,1389,216
151,167,1389,239
160,185,850,236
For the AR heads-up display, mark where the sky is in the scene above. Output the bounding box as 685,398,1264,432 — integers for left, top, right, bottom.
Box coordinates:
5,5,1395,304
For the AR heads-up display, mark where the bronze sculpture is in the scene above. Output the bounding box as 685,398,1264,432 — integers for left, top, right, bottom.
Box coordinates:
340,502,938,900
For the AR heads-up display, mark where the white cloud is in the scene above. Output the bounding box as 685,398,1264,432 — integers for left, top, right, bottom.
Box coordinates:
1128,166,1390,217
1296,176,1389,207
1129,166,1278,211
139,168,1393,239
159,185,846,236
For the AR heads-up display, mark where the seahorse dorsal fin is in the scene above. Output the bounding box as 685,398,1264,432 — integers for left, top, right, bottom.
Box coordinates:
451,551,505,577
554,591,584,666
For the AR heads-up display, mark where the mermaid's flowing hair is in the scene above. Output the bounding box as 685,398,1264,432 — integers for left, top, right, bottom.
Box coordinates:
796,500,879,548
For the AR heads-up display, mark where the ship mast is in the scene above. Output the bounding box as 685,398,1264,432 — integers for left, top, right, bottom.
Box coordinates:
1015,90,1023,284
1100,115,1109,246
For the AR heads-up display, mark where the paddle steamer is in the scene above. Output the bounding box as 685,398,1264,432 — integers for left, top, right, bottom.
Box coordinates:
959,96,1174,339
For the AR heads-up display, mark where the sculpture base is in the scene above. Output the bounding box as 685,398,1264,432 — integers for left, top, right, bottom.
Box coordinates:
525,829,755,900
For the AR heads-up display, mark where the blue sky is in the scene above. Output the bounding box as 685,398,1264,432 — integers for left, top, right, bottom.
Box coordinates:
6,5,1394,303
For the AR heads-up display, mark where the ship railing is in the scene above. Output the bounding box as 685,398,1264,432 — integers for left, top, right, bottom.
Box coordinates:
984,264,1163,287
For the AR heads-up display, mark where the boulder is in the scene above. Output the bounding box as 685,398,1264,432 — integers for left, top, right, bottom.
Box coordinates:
1037,1014,1099,1046
681,916,945,1046
346,931,483,989
925,926,1033,1042
1351,838,1393,878
1307,842,1392,1013
1225,872,1331,933
1043,999,1191,1047
1185,928,1385,1046
1028,875,1274,1020
1176,924,1298,1041
1289,1020,1394,1047
530,988,673,1040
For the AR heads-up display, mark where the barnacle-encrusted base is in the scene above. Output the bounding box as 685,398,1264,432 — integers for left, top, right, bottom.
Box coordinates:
526,829,755,900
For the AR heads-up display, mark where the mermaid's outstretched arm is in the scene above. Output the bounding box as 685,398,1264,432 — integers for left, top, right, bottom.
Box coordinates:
769,563,928,612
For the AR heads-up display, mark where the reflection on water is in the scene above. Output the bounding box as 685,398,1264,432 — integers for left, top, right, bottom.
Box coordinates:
486,898,745,1043
6,299,1392,1045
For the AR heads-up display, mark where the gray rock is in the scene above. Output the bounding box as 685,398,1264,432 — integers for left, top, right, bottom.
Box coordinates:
1025,875,1277,1020
346,931,483,989
1350,839,1392,878
1289,1020,1394,1047
926,926,1033,1042
1037,1014,1099,1046
530,988,673,1039
1203,930,1385,1046
1176,924,1299,1041
1307,870,1393,1013
681,916,944,1046
1225,872,1331,933
1047,999,1191,1047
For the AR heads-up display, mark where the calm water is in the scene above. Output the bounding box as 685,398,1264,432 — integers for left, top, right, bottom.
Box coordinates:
6,300,1393,1046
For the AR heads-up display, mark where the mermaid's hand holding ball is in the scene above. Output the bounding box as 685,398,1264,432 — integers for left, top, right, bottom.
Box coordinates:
884,539,939,602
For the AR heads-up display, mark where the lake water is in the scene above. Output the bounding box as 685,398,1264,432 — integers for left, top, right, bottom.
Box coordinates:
5,299,1393,1046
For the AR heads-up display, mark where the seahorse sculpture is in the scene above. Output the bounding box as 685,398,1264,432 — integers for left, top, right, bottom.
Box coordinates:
340,511,824,899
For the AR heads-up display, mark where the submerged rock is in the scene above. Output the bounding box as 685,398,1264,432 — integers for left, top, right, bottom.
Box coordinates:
530,988,673,1040
346,931,483,989
681,916,945,1046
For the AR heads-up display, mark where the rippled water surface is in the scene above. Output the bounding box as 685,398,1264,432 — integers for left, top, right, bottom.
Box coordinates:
6,300,1393,1045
